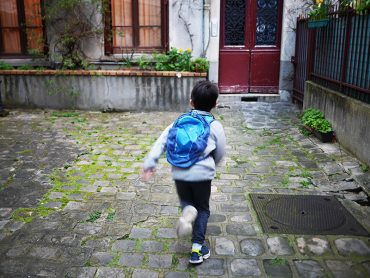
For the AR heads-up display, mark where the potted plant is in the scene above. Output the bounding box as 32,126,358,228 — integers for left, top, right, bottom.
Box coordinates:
301,108,334,142
308,0,330,28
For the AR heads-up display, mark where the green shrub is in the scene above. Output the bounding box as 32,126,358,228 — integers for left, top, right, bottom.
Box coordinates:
138,55,152,70
191,57,209,73
0,61,14,70
153,47,192,72
301,108,333,133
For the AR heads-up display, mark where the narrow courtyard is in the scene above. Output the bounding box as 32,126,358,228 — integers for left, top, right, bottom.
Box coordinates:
0,101,369,277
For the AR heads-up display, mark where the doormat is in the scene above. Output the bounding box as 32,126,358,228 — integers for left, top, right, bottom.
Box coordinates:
250,194,369,236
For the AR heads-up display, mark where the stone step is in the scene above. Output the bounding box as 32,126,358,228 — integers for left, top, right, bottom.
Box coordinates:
218,93,281,103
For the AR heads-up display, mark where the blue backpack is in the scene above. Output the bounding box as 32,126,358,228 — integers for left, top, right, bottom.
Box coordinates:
166,111,214,168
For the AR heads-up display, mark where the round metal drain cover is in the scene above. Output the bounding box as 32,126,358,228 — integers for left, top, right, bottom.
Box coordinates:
265,196,346,231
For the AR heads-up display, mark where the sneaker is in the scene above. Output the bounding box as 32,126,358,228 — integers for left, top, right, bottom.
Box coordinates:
189,245,211,264
176,205,198,238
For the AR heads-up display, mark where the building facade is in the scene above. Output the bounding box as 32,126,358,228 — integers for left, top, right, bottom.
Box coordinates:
0,0,307,100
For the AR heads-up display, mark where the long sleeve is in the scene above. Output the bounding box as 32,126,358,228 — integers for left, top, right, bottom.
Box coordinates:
143,124,172,170
211,121,226,165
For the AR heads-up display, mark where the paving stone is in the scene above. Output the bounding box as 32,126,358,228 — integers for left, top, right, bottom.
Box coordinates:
74,223,102,235
165,272,189,278
91,252,113,265
211,193,229,202
220,203,249,212
5,244,31,257
63,201,84,211
130,228,152,239
215,237,235,255
297,237,331,255
61,185,76,191
263,259,292,278
69,193,84,201
29,246,60,260
208,214,227,223
326,260,363,278
176,257,191,270
220,174,240,180
132,269,159,278
95,267,125,278
160,205,179,215
119,253,144,267
335,238,370,256
80,185,98,192
294,260,325,278
157,228,177,238
116,192,136,200
112,240,136,252
0,220,9,229
142,241,164,252
44,201,63,208
0,208,13,219
48,192,64,199
226,224,256,236
230,213,252,222
148,254,173,268
231,258,261,276
207,225,222,235
240,239,265,256
267,237,294,255
67,267,97,278
7,221,25,232
169,242,191,254
100,187,118,193
197,258,225,276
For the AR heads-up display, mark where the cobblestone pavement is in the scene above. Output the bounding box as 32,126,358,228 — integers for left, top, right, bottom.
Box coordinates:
0,102,369,277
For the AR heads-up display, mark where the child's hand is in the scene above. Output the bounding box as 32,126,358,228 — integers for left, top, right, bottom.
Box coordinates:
141,168,155,182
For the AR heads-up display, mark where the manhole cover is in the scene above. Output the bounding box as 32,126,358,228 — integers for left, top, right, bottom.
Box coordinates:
250,194,369,235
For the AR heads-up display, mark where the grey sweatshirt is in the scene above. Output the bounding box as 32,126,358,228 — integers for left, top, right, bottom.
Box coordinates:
143,110,226,181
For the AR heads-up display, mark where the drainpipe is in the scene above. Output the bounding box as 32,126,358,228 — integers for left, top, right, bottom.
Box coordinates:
0,80,9,117
202,0,210,58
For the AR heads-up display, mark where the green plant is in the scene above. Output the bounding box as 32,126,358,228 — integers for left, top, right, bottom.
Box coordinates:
191,57,209,73
86,211,102,222
301,108,333,133
0,61,14,70
18,65,35,70
356,0,370,12
138,55,152,70
308,0,329,20
154,47,192,71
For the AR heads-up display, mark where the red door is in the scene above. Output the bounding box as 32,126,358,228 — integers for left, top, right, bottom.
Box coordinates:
219,0,283,93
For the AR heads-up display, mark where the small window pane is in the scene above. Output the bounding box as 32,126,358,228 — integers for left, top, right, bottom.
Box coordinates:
113,27,133,48
139,0,161,47
139,27,161,47
256,0,278,46
0,0,22,53
224,0,246,46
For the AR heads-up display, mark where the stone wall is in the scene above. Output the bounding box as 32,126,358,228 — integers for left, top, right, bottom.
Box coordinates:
0,70,206,112
304,81,370,166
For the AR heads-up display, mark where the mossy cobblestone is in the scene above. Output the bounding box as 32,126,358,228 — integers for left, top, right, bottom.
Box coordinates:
0,103,369,277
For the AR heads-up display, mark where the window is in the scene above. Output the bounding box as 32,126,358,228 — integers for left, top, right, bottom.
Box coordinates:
0,0,45,56
105,0,167,54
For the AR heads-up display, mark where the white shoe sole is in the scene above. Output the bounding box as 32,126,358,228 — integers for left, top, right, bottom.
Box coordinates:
176,205,198,238
189,251,210,264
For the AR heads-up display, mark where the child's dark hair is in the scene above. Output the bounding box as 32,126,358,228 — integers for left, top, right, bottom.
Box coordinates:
191,80,219,112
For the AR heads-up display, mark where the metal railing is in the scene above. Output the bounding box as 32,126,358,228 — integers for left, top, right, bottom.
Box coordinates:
293,8,370,105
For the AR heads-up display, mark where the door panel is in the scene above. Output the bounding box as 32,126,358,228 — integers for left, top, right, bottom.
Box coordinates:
219,0,282,93
219,50,250,93
250,50,280,92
